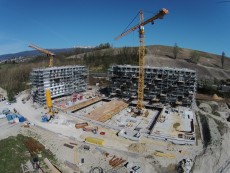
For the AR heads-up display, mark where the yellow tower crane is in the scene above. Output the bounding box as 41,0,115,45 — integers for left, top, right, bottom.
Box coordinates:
115,8,168,110
29,43,55,67
29,43,56,117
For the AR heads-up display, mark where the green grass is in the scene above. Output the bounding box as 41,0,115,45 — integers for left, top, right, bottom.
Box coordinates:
0,135,29,173
201,55,213,59
0,63,15,70
0,134,57,173
198,51,213,59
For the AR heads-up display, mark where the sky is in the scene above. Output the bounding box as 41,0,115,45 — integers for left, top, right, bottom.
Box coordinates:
0,0,229,56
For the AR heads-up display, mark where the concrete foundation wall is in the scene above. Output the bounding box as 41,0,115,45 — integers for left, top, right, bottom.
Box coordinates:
148,134,195,145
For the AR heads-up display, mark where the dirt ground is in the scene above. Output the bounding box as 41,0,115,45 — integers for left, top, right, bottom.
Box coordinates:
0,89,158,172
1,87,230,173
0,87,7,98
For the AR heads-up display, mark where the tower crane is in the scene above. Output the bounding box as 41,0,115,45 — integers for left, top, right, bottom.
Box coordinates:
29,43,56,118
29,43,55,67
115,8,168,110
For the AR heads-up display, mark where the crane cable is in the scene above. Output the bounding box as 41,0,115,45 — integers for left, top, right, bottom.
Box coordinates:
123,10,159,33
122,11,140,33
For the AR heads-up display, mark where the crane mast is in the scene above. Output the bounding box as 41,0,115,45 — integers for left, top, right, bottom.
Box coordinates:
29,43,55,67
137,11,145,109
115,8,168,110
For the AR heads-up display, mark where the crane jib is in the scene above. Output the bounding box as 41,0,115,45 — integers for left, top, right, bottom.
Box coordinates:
115,8,168,40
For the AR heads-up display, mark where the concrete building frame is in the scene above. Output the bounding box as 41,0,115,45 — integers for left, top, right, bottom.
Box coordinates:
108,65,197,107
30,65,88,104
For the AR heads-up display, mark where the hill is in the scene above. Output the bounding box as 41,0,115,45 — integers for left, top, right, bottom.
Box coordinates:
68,45,230,80
0,48,76,60
145,45,230,80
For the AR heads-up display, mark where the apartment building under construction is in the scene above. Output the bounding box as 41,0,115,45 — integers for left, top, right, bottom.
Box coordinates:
30,65,88,104
108,65,197,107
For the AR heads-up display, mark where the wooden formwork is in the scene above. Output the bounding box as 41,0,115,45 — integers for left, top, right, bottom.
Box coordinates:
85,100,128,122
64,96,101,112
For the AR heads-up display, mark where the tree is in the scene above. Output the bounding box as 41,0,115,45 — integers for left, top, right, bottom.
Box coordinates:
7,89,15,101
173,43,182,59
221,51,225,69
189,51,200,64
95,42,112,50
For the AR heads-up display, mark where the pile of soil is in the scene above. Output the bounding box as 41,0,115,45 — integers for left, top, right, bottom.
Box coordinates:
128,143,147,153
212,94,223,101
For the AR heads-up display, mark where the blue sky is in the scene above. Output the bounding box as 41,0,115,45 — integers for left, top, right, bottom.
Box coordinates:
0,0,229,56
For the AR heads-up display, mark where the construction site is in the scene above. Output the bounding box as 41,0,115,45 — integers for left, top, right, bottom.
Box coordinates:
0,8,199,173
1,6,230,173
0,84,199,173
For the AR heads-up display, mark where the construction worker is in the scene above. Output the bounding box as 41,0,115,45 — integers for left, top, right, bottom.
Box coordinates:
13,108,17,113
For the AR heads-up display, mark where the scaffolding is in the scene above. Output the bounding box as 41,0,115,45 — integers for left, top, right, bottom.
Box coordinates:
108,65,197,107
30,65,88,104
